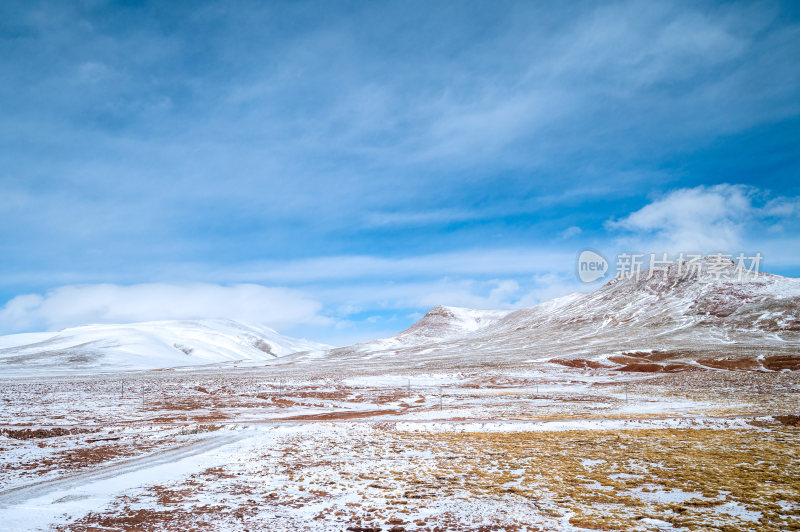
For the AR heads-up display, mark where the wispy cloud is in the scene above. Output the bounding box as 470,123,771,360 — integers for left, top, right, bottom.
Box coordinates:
187,248,577,285
606,184,800,253
363,209,478,228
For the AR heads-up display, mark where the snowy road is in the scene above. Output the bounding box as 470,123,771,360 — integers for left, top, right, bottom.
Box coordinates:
0,429,252,531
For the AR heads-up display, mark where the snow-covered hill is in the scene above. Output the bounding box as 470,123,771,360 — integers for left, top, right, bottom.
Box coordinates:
317,257,800,371
0,319,330,375
338,306,511,355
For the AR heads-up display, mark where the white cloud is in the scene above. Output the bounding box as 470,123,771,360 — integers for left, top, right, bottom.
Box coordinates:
0,247,587,340
0,283,328,333
764,197,800,218
606,184,756,252
414,279,522,310
515,273,587,307
606,184,800,255
217,248,576,284
560,226,582,239
316,273,586,316
363,209,476,228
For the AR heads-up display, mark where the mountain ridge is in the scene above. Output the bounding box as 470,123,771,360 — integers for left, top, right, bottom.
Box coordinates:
2,259,799,375
320,259,800,371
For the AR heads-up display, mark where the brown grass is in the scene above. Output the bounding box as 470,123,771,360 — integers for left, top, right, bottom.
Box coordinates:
0,427,92,440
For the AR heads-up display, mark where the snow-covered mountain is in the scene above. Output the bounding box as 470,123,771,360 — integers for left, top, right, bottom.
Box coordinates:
402,306,511,339
0,319,330,375
321,258,800,372
338,306,511,355
3,258,798,376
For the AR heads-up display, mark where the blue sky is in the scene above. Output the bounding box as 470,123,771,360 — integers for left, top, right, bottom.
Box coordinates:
1,0,799,344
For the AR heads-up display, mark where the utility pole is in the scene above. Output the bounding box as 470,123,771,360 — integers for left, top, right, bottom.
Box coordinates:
439,386,443,411
407,378,411,395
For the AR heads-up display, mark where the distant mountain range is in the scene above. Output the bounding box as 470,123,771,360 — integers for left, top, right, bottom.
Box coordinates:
2,258,798,375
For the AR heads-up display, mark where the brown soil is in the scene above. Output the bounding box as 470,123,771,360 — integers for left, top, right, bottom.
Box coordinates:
254,394,297,407
774,414,800,426
550,359,610,370
697,357,761,371
374,391,413,404
616,363,692,373
762,355,800,371
607,355,644,365
619,351,653,359
53,441,158,469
